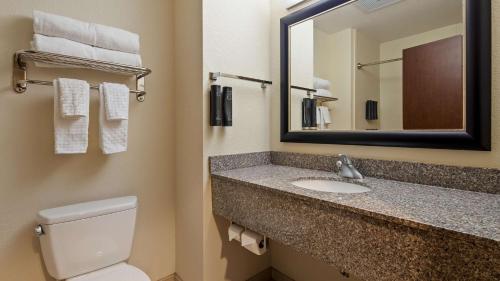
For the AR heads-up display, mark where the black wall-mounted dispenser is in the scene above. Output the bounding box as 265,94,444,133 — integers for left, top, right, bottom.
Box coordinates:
222,87,232,126
365,100,378,121
302,98,317,129
210,85,223,126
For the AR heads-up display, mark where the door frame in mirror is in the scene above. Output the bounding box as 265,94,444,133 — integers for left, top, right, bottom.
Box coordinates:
280,0,491,150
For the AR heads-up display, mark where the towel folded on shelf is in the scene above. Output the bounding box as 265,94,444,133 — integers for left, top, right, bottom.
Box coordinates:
101,82,129,120
315,88,333,98
33,10,140,54
55,78,90,118
32,34,93,60
313,77,331,90
53,79,89,154
32,34,142,67
99,83,129,154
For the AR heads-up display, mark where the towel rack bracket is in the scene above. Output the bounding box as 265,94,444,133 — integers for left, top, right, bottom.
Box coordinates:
209,72,220,81
12,53,28,94
136,77,145,102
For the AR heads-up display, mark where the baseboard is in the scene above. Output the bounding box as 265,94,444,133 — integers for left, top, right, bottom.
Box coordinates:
247,267,272,281
247,267,295,281
158,273,182,281
271,268,295,281
161,269,290,281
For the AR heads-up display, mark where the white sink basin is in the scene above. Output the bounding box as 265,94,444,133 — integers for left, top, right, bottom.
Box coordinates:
291,179,370,194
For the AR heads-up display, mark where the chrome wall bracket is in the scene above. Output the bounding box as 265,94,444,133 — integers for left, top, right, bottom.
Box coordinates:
13,53,27,94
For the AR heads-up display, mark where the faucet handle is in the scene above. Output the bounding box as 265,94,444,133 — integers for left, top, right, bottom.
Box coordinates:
338,154,352,165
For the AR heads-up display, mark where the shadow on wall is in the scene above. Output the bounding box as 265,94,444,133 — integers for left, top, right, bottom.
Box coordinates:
31,234,54,281
213,216,271,281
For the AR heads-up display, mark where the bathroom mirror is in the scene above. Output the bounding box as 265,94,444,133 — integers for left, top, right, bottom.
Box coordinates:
280,0,491,150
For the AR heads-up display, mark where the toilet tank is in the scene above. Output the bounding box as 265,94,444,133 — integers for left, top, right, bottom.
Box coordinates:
36,196,138,280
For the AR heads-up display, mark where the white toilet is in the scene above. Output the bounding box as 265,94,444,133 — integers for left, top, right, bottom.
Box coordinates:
35,196,151,281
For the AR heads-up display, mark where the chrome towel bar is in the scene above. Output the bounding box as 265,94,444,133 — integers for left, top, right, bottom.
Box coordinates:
12,50,152,102
209,72,272,89
17,79,146,101
357,57,402,69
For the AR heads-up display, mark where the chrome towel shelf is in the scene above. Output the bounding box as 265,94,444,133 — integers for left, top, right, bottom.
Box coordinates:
209,72,272,89
12,50,152,102
291,85,338,102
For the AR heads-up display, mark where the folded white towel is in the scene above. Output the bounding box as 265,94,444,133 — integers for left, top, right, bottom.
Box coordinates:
55,78,90,118
101,82,129,120
94,46,142,67
33,10,140,54
315,89,333,98
99,85,128,154
94,23,140,55
32,34,142,67
54,80,89,154
313,77,331,90
33,34,93,59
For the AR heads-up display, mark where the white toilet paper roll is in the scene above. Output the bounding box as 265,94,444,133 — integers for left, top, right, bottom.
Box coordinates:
228,223,244,242
241,230,267,255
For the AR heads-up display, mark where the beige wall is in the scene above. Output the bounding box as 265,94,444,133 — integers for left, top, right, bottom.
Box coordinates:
379,24,464,130
290,20,314,131
314,28,354,130
174,0,204,281
0,1,176,281
202,0,272,280
354,30,380,130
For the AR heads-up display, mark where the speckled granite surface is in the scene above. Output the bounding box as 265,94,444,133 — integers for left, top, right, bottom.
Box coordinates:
210,151,271,173
210,152,500,281
270,151,500,194
212,165,499,244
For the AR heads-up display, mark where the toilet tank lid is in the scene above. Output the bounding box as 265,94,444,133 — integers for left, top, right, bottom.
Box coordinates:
37,196,137,225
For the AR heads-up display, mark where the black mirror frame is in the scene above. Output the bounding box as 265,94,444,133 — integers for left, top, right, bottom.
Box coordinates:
280,0,491,150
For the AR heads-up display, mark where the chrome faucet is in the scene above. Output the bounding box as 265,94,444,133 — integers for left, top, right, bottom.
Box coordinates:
336,154,364,179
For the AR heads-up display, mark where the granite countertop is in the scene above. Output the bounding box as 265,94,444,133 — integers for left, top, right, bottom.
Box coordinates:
211,164,500,245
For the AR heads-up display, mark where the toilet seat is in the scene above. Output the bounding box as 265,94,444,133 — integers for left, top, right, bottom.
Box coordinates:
67,263,150,281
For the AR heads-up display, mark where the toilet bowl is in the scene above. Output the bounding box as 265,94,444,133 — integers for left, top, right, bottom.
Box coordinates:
67,263,149,281
36,196,151,281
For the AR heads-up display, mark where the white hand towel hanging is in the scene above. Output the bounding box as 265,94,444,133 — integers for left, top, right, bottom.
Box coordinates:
99,83,129,154
56,78,90,118
53,79,89,154
101,82,129,120
319,106,331,124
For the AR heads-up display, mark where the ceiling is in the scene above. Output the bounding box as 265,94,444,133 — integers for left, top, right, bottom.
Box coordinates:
311,0,463,42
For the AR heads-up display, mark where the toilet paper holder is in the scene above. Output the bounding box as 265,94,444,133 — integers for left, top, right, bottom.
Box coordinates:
229,221,268,250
